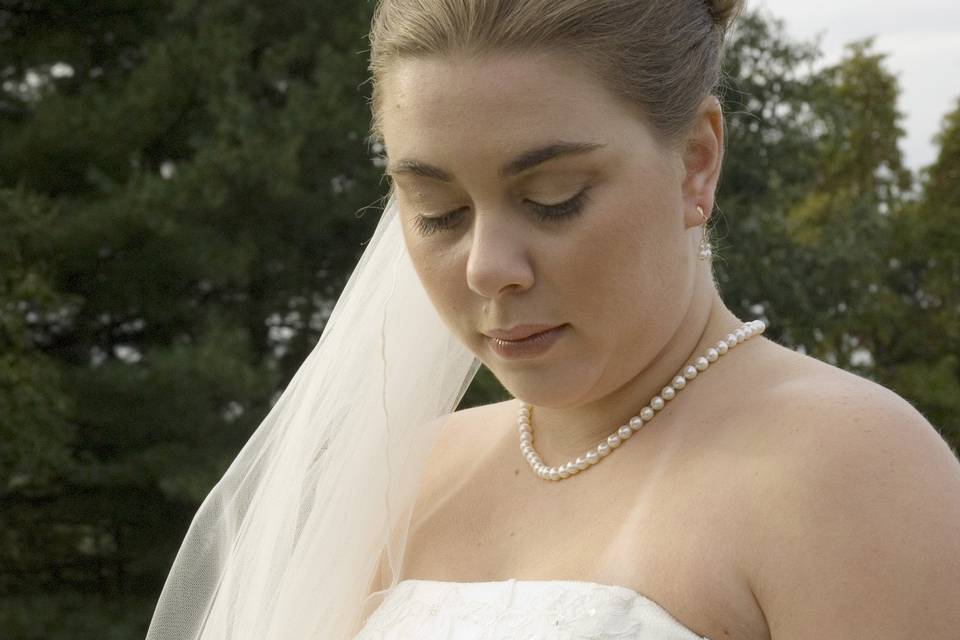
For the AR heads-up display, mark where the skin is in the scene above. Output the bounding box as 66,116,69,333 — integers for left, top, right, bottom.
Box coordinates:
382,49,738,461
368,50,960,640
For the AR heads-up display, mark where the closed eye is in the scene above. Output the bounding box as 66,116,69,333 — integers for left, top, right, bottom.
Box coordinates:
526,188,590,220
411,187,591,237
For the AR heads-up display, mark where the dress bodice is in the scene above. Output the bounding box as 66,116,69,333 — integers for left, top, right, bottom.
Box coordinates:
353,578,710,639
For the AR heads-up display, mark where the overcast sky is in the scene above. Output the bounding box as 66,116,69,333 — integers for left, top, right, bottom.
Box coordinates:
753,0,960,174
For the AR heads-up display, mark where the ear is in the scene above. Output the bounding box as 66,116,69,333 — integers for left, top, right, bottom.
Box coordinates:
679,95,724,229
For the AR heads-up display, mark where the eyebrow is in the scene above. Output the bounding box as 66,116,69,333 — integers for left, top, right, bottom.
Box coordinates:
385,140,606,182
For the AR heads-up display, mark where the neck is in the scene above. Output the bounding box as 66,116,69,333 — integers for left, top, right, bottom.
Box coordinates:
522,285,746,464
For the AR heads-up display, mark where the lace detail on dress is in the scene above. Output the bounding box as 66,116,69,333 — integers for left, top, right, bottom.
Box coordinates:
353,579,710,640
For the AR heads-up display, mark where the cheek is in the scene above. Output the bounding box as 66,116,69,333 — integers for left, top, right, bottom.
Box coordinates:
564,183,690,368
573,189,683,307
405,238,471,330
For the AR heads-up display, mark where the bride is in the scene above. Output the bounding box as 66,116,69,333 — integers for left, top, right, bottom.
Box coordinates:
146,0,960,639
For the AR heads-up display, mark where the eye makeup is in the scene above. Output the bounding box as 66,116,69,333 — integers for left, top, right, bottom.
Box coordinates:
411,187,592,237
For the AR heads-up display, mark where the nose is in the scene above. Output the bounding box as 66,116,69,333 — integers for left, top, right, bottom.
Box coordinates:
465,212,535,299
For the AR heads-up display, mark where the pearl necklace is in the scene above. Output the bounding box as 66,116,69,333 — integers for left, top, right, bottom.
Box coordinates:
517,320,766,481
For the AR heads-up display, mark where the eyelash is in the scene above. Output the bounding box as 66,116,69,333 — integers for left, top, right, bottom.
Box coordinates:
412,187,591,237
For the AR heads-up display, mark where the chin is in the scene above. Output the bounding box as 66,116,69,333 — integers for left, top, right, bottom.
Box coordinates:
494,371,590,409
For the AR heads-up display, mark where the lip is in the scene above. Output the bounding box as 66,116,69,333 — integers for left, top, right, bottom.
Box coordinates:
485,324,567,360
484,324,564,341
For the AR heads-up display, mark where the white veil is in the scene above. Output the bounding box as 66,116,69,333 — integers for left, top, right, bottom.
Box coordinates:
144,193,482,639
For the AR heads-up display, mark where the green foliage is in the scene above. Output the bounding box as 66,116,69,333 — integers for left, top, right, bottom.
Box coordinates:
876,96,960,446
711,10,825,344
715,15,957,450
459,364,511,409
0,188,78,496
0,2,956,637
0,592,153,639
1,0,385,633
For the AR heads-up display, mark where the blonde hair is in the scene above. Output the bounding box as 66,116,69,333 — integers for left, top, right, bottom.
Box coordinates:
366,0,744,149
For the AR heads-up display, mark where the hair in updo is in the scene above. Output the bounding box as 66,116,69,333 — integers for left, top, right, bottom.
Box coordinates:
366,0,745,149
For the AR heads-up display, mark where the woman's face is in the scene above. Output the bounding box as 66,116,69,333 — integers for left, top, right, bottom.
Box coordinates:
379,51,708,407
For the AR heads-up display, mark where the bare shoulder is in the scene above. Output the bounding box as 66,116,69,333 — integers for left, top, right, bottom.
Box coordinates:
423,400,512,468
366,406,500,600
408,400,514,525
744,355,960,639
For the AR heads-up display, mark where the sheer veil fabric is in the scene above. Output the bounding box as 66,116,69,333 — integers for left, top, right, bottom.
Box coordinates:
145,193,482,639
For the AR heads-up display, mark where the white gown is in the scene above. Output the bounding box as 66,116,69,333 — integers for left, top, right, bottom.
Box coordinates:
353,579,711,639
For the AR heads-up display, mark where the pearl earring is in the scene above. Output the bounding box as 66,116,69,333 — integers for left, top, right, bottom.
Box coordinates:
697,205,712,261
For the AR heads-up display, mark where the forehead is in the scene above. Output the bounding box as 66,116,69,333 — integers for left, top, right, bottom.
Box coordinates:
378,51,647,159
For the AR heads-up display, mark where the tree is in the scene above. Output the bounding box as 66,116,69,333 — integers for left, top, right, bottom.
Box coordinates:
876,97,960,448
1,3,955,637
718,25,913,363
713,9,825,348
716,13,956,453
1,0,385,635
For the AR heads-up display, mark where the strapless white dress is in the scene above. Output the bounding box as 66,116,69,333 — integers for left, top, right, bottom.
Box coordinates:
353,579,710,639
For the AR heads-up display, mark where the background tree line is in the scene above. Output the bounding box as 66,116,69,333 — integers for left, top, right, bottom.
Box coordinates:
0,1,956,637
